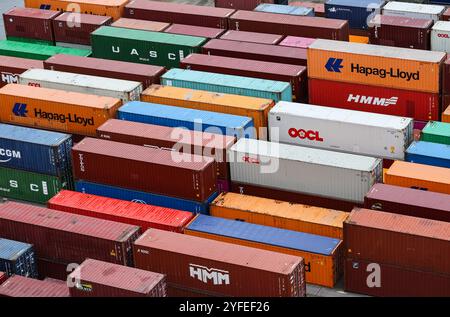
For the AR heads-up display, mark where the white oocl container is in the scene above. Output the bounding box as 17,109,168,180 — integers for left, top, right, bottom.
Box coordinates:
19,69,143,103
382,2,445,22
228,139,383,203
431,21,450,53
268,101,414,160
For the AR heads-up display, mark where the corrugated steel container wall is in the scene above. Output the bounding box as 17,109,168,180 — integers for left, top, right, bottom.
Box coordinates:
111,18,170,32
308,39,445,93
185,215,343,288
48,190,195,233
133,229,306,297
364,183,450,222
215,0,287,11
210,192,348,239
382,1,445,22
254,4,314,16
75,181,218,215
443,105,450,122
325,0,385,30
431,21,450,53
290,1,325,17
36,258,70,281
0,40,91,60
344,208,450,275
0,56,43,88
219,30,284,45
308,78,440,122
406,141,450,168
0,272,6,285
0,275,70,297
279,36,316,48
421,121,450,145
0,84,121,137
124,0,235,28
0,238,37,278
0,202,141,267
164,24,226,39
69,259,167,297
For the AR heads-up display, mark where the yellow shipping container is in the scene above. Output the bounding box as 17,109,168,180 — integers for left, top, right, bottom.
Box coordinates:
210,192,348,239
308,39,445,93
443,105,450,123
141,85,275,139
0,84,121,136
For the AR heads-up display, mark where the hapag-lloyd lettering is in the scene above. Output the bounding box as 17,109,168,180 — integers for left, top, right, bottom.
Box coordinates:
34,109,94,126
351,63,420,81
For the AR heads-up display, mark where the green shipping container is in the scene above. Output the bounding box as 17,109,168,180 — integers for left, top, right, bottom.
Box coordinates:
421,121,450,145
0,167,71,204
7,36,54,46
91,26,207,68
0,40,91,60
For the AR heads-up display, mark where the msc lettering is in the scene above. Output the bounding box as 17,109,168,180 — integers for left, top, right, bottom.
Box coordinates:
351,64,420,81
7,179,49,195
111,46,185,61
34,109,94,126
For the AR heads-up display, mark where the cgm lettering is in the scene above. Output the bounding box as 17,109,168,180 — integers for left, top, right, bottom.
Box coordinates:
34,109,94,126
351,64,419,81
189,264,230,285
0,148,21,163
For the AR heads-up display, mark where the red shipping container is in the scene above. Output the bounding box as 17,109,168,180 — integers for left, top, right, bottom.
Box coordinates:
133,229,306,297
3,7,61,42
48,190,195,233
219,30,284,45
441,57,450,94
0,272,7,285
0,202,140,267
68,259,167,297
443,8,450,21
364,184,450,222
344,208,450,275
0,56,43,88
37,258,72,281
228,10,349,40
72,138,217,202
308,78,440,122
124,0,235,29
53,12,112,46
202,39,307,66
290,2,325,17
164,24,226,39
96,119,234,180
44,54,166,89
279,36,316,48
168,286,207,297
0,275,70,297
442,94,450,113
215,0,279,11
180,53,307,101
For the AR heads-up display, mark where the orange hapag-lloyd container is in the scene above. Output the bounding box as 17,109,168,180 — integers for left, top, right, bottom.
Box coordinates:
141,85,275,139
443,105,450,123
210,192,348,239
0,84,121,136
385,161,450,194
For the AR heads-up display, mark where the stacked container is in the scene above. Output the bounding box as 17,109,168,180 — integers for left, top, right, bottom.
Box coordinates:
0,275,70,297
421,121,450,145
254,4,314,16
111,18,170,32
219,30,284,45
0,40,91,60
325,0,386,30
0,238,37,278
406,141,450,168
382,1,446,22
0,56,43,88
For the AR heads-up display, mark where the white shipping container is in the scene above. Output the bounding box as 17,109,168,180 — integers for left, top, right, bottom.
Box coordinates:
431,21,450,53
382,1,445,21
18,69,143,103
229,139,383,203
268,102,414,160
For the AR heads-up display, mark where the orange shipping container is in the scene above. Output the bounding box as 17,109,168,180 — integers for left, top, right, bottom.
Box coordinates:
0,84,121,136
385,161,450,195
308,39,445,93
210,192,348,239
349,35,369,44
141,85,275,139
443,105,450,123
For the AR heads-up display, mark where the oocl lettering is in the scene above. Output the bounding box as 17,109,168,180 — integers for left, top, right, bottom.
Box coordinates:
0,148,21,163
242,156,260,164
189,264,230,285
438,33,450,38
351,64,419,81
34,109,94,126
288,128,324,142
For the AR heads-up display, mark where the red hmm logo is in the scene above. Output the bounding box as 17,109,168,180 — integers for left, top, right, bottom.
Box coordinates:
288,128,324,142
242,156,260,164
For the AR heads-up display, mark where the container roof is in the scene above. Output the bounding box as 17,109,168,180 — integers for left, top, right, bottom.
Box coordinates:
383,1,445,15
0,123,70,146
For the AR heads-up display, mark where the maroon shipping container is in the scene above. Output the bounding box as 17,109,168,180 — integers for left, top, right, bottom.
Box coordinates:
219,30,284,45
368,15,432,50
0,275,70,297
344,208,450,275
180,53,307,101
0,272,7,285
443,8,450,21
290,2,325,17
37,258,72,281
3,7,61,42
0,56,43,88
214,0,279,11
443,94,450,112
202,39,307,66
0,202,140,267
229,10,349,40
52,12,112,46
168,286,207,297
44,54,165,89
164,24,226,39
133,229,306,297
124,0,235,29
441,57,450,94
69,259,167,297
345,258,450,297
96,119,235,180
72,138,217,202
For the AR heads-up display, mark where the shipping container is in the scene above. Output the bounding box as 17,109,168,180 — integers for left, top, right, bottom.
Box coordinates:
255,4,314,16
406,141,450,168
308,39,445,93
279,36,316,48
164,24,226,39
308,78,440,122
421,121,450,145
124,0,234,28
185,215,343,288
37,258,70,281
91,26,207,68
133,229,306,297
72,137,217,202
290,1,325,17
215,0,288,11
364,183,450,222
111,18,170,32
0,40,91,60
48,190,195,233
228,10,349,40
0,238,37,278
0,273,6,285
349,35,369,44
19,69,143,103
229,139,383,203
69,259,167,297
431,21,450,53
0,84,121,136
219,30,284,45
383,1,445,21
443,105,450,122
202,39,307,66
325,0,385,30
443,7,450,21
269,101,414,160
0,275,70,297
0,56,43,88
216,179,230,193
0,202,141,267
53,12,112,46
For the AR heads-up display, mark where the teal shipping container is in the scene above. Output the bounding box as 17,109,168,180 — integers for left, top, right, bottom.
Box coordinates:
161,68,293,102
0,40,91,60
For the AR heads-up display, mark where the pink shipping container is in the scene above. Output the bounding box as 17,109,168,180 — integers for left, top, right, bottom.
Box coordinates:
0,56,43,88
215,0,279,11
0,275,70,297
164,24,226,39
219,30,284,45
279,36,316,48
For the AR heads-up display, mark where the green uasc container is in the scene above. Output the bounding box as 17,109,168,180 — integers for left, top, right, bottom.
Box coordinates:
0,40,91,60
421,121,450,145
91,26,207,68
0,167,71,204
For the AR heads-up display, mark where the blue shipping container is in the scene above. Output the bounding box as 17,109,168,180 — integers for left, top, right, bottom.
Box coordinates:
406,141,450,168
118,101,255,139
255,3,315,16
325,0,386,30
75,181,218,214
0,238,38,278
161,68,292,102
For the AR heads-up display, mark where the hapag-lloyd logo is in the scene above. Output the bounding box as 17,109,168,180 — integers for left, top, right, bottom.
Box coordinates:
288,129,324,142
189,264,230,285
